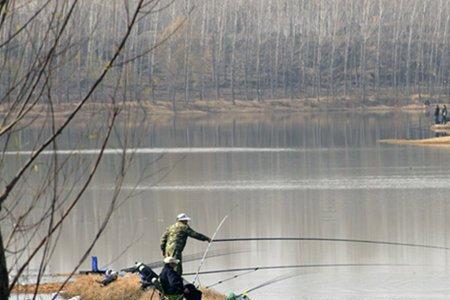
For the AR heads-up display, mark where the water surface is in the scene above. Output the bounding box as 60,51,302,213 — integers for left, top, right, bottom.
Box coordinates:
6,112,450,299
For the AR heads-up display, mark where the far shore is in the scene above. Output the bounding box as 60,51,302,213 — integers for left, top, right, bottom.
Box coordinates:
0,97,430,121
379,136,450,148
431,124,450,131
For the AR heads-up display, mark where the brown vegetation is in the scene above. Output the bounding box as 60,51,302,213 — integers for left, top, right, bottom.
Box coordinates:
12,275,224,300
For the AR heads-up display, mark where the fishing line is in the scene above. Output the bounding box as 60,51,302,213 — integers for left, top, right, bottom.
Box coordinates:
120,248,247,273
213,237,450,251
205,268,259,289
241,262,417,296
183,263,414,276
242,270,304,295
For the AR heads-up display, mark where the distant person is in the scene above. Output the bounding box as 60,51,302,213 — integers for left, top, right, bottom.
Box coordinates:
443,105,448,124
435,105,441,124
159,257,202,300
424,100,432,117
160,213,211,275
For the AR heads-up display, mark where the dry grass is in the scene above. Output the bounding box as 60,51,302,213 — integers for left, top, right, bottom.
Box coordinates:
13,282,69,295
13,275,225,300
62,275,146,300
379,136,450,147
201,289,226,300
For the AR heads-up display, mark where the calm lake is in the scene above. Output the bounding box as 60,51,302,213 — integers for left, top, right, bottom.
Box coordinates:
6,111,450,299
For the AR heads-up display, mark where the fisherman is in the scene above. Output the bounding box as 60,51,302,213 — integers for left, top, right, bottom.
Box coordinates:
159,256,202,300
159,257,184,299
435,105,441,124
160,213,211,275
443,105,448,124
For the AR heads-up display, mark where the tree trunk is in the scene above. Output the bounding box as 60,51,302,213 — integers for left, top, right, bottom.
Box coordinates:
217,4,226,101
415,4,425,96
392,0,402,102
273,1,281,99
289,7,297,100
406,2,417,97
183,0,192,103
150,7,160,103
0,227,9,300
211,33,220,100
438,2,448,95
328,0,338,101
199,2,208,100
167,3,176,110
315,0,322,101
360,0,368,104
344,1,353,98
376,0,383,94
230,2,238,105
256,0,263,101
243,14,251,101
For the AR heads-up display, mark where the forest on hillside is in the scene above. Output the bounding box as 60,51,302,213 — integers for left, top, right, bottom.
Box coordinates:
2,0,450,107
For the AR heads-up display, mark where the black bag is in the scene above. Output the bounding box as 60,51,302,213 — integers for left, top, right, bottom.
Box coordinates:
135,263,159,289
183,284,202,300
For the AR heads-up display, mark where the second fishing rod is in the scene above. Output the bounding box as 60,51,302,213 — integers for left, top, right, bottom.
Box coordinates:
212,236,450,251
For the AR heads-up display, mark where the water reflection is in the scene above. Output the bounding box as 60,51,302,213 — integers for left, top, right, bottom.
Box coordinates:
5,112,450,299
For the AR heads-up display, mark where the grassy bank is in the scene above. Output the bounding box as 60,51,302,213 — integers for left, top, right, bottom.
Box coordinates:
12,275,224,300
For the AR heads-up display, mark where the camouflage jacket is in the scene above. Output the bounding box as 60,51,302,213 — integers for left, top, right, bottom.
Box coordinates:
160,221,210,257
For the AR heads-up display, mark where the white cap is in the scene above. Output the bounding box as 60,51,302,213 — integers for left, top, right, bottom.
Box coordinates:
164,257,180,264
177,213,191,221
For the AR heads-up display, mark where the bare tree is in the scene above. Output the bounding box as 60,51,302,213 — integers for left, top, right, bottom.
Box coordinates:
0,1,182,299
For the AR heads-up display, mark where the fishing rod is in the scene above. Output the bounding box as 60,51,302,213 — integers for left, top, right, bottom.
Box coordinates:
192,204,239,286
120,248,245,273
213,237,450,251
242,270,303,295
192,214,229,286
223,264,417,300
244,259,422,294
226,272,302,300
183,263,414,276
205,268,260,289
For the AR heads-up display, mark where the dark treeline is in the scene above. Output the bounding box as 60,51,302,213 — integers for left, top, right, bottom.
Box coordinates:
2,0,450,107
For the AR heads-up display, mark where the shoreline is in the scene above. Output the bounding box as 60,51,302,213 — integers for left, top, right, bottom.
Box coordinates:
379,136,450,148
0,99,428,120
